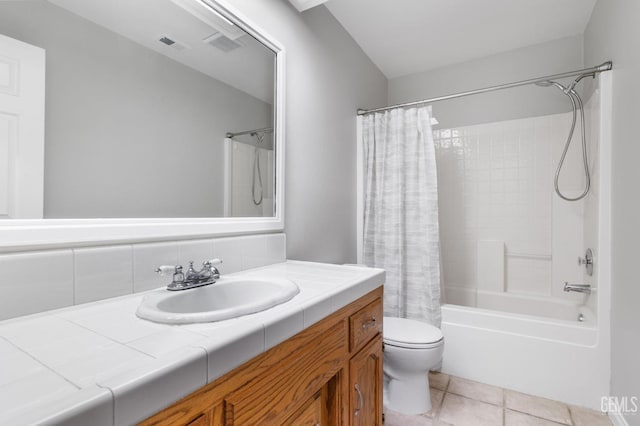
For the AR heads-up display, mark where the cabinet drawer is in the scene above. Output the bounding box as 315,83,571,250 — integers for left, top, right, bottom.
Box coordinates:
349,299,382,352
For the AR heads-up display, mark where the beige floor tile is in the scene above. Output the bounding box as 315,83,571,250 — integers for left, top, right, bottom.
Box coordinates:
505,390,572,425
424,389,445,418
505,409,566,425
439,393,504,426
570,405,612,426
429,371,450,391
384,408,435,426
448,376,504,406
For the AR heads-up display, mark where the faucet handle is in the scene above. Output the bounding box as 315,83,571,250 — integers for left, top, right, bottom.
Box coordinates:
204,258,223,280
155,265,181,276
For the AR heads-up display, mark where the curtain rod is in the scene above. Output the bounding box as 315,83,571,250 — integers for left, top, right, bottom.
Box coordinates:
226,127,273,138
357,61,612,116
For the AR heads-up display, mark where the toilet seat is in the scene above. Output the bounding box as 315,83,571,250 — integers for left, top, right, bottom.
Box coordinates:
383,317,444,349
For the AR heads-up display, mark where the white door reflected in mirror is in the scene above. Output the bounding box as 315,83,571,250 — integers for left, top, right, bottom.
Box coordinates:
0,34,45,219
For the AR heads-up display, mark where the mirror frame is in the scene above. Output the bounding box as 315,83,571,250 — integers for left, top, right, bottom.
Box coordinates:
0,0,285,252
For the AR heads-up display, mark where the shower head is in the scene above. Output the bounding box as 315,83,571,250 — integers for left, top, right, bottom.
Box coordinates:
535,79,569,93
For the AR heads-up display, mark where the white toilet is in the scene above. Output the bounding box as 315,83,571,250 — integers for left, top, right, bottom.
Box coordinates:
383,316,444,414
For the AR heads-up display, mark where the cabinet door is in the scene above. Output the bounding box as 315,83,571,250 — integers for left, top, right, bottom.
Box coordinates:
284,392,322,426
349,336,383,426
224,320,348,424
185,413,209,426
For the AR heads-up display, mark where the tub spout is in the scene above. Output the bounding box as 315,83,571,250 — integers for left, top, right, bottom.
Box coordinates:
563,282,591,294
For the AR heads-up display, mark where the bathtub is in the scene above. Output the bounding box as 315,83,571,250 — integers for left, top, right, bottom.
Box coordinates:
441,303,609,410
445,286,593,322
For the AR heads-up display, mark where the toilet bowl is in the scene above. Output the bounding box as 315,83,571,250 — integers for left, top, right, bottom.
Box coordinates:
383,316,444,415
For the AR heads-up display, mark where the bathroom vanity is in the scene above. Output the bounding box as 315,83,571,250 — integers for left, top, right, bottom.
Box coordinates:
0,262,384,425
142,283,383,425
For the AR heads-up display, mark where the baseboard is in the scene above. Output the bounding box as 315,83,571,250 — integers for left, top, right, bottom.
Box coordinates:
609,411,630,426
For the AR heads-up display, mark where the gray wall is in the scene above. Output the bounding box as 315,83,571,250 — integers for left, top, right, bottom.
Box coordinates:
585,1,640,424
388,36,584,129
225,0,387,263
0,0,272,218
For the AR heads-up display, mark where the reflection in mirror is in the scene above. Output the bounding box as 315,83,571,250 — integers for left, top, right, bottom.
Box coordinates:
0,0,276,219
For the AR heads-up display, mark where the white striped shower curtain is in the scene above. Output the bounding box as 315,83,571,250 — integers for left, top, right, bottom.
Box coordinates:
362,105,442,326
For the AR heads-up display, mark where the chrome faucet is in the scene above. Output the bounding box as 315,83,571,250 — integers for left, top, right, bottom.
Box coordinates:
563,282,591,294
156,258,223,291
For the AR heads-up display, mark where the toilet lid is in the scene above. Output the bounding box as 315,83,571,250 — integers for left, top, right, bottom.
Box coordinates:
383,317,443,348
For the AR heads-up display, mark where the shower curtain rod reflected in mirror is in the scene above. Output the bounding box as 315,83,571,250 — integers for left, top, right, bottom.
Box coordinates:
357,61,612,116
226,127,274,138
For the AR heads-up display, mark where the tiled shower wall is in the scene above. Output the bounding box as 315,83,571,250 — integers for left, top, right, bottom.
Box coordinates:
0,233,286,321
435,98,599,309
582,83,601,314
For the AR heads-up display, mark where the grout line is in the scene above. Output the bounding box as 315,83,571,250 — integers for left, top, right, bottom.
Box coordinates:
504,386,507,426
53,316,159,359
503,399,506,426
128,244,136,294
72,249,77,305
0,336,81,390
95,383,116,426
445,374,505,407
568,404,576,426
130,244,135,294
505,407,571,425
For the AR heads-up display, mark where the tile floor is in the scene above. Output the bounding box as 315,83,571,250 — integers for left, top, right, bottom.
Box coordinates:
384,372,612,426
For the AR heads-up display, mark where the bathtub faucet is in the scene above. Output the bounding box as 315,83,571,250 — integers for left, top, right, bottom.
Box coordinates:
563,282,591,294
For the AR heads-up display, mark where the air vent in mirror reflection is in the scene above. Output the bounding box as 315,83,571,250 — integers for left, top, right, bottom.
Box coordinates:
203,32,243,52
158,35,189,51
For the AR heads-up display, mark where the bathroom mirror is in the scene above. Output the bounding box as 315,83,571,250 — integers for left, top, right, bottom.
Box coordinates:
0,0,285,249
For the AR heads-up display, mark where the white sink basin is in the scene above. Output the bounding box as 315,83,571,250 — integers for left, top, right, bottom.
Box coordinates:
136,277,299,324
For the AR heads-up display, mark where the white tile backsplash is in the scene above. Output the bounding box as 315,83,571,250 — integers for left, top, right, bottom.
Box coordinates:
0,233,286,321
212,237,244,274
177,239,215,267
74,245,134,304
0,250,74,321
133,242,178,292
242,233,286,269
263,233,287,263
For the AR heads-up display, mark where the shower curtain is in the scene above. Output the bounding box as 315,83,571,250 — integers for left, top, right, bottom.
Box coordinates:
362,105,442,326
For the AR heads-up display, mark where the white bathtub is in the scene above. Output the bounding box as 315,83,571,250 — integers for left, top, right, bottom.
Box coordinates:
445,286,593,322
441,303,609,410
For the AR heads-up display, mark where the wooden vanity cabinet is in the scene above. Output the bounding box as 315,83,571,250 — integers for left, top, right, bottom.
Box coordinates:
349,336,383,426
140,287,383,426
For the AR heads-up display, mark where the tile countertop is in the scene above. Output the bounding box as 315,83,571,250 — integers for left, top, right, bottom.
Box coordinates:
0,261,384,426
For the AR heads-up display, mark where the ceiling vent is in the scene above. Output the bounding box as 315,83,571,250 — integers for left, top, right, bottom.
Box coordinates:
203,32,243,52
288,0,328,12
158,35,189,51
171,0,245,40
